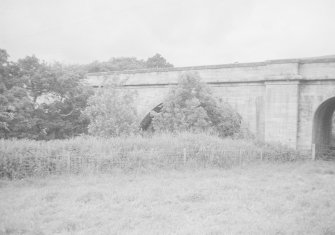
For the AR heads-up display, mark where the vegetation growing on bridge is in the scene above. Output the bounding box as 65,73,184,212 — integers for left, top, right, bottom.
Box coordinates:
84,72,243,137
152,72,242,137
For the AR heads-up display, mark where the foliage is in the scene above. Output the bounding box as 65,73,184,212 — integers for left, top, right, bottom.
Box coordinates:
17,56,52,102
85,53,173,73
33,63,93,139
0,48,174,140
84,78,139,137
152,72,242,137
86,57,147,73
0,132,307,179
0,49,34,138
0,49,93,139
146,53,173,68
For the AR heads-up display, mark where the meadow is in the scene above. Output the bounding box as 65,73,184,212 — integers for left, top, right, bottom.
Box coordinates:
1,161,335,234
1,133,330,234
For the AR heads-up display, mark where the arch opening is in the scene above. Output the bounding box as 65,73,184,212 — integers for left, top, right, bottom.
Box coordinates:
313,97,335,159
140,103,163,131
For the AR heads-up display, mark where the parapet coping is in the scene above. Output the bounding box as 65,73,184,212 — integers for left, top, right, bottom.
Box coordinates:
87,57,335,76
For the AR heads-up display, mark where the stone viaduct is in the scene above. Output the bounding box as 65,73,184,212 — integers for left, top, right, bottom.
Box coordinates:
85,57,335,153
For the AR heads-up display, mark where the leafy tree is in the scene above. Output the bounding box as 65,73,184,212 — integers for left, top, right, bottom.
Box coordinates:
0,49,34,138
0,49,176,139
146,53,173,68
0,50,93,139
0,49,12,135
86,57,147,73
0,86,35,138
83,77,138,137
33,64,93,139
84,54,173,73
152,72,241,137
0,49,21,90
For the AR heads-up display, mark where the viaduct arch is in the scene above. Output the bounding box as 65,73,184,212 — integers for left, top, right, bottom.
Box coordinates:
85,57,335,154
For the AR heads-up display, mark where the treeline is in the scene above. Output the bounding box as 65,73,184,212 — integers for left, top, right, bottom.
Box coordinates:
86,53,173,73
0,49,173,140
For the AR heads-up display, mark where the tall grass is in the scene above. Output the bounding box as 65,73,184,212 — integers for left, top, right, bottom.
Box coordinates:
0,133,307,179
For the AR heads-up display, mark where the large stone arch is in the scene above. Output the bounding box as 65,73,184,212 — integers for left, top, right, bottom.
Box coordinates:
312,96,335,151
130,86,170,121
297,82,335,151
139,103,163,131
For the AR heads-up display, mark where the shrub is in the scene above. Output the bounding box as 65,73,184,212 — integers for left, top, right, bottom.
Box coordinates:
152,72,242,137
83,77,139,137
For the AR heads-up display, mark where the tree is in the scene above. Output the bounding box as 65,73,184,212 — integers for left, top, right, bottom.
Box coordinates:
0,50,93,139
83,77,138,137
0,49,176,139
86,57,147,73
32,64,93,139
0,49,12,135
146,53,173,68
84,54,173,73
0,49,34,138
152,72,241,137
16,56,54,103
0,86,35,138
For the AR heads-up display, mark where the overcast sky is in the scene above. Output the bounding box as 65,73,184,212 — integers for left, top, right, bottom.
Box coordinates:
1,0,335,66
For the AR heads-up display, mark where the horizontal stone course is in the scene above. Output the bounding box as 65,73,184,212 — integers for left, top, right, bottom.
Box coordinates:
87,57,335,76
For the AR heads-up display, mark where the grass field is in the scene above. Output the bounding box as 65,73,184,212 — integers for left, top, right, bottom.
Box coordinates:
1,161,335,234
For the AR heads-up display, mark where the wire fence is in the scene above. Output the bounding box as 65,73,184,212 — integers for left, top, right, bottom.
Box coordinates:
0,147,308,179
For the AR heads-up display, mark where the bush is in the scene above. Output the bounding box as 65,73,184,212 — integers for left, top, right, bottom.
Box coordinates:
152,72,242,137
83,77,139,137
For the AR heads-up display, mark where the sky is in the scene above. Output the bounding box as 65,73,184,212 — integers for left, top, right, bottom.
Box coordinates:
1,0,335,67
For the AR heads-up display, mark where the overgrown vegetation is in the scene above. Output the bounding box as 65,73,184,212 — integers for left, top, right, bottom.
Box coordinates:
86,53,173,73
0,49,309,181
84,72,243,138
0,133,307,179
152,73,242,136
0,49,173,140
0,50,93,139
83,78,139,137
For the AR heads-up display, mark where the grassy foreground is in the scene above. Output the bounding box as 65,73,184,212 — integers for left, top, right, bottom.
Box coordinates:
1,161,335,234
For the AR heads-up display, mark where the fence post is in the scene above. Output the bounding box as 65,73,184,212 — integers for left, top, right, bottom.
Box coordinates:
214,149,217,163
239,149,242,166
311,144,316,161
260,150,263,161
183,148,187,164
67,153,71,174
18,155,22,173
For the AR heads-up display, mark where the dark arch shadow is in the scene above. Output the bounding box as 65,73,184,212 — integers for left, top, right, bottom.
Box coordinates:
140,103,163,131
313,97,335,155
